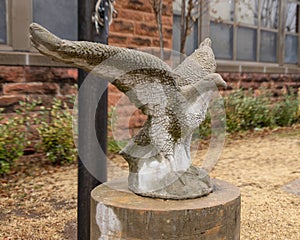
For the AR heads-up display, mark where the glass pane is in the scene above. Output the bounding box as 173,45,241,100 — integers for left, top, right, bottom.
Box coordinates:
186,21,198,56
172,15,198,56
237,27,257,61
260,31,277,62
286,2,298,33
210,22,233,60
236,0,258,25
173,0,200,16
33,0,78,40
172,15,181,53
285,35,298,64
261,0,279,29
210,0,234,22
0,0,6,44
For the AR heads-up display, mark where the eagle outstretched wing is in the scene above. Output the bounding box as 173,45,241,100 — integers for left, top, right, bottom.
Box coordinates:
30,23,181,110
30,23,180,155
29,23,226,166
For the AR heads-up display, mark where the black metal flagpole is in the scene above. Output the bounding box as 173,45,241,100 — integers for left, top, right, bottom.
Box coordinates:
77,0,109,239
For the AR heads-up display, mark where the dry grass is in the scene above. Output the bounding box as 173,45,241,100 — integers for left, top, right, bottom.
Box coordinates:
1,126,299,239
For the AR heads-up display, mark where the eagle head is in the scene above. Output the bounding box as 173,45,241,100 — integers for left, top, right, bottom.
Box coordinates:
191,38,217,74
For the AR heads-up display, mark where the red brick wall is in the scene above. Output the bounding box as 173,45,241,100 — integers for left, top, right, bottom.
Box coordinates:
0,66,77,113
109,0,173,49
222,73,300,97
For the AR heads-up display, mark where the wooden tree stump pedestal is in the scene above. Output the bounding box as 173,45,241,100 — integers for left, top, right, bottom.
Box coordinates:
91,178,240,240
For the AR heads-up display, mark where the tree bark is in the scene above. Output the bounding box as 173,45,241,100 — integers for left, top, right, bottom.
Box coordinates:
152,0,164,59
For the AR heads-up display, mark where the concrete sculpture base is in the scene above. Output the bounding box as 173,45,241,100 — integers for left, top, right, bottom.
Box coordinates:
91,178,241,240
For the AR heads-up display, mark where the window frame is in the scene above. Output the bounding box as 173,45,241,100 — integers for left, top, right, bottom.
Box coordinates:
197,0,300,73
284,1,300,64
0,0,12,51
0,0,73,67
0,0,32,52
0,0,8,46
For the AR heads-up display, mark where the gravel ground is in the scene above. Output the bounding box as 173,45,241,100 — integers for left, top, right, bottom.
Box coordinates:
0,126,299,239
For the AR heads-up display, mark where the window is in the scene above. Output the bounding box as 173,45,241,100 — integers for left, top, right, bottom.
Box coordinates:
209,0,282,63
172,15,198,56
0,0,77,50
259,0,279,62
0,0,6,44
33,0,78,40
172,0,199,56
210,22,233,60
0,0,78,65
209,0,234,60
260,30,277,62
173,0,300,68
285,2,299,64
237,27,257,61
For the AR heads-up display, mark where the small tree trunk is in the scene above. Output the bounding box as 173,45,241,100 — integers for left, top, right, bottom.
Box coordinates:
180,0,194,57
180,0,186,55
152,0,164,59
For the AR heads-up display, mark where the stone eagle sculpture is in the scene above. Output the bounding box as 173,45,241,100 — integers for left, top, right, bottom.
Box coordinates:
29,23,226,199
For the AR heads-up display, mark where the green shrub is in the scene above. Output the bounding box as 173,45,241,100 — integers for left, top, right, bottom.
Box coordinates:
107,106,128,154
0,112,26,174
0,99,41,174
197,98,226,140
225,89,274,132
37,98,76,164
197,88,300,136
197,114,212,139
272,93,300,126
108,139,127,154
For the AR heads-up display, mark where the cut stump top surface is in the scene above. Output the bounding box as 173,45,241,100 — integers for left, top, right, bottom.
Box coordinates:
91,178,240,211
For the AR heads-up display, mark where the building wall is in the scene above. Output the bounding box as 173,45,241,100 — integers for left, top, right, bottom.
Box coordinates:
222,72,300,97
0,66,77,113
109,0,173,49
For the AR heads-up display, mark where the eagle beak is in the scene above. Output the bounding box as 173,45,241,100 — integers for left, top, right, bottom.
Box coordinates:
204,73,227,89
29,23,61,51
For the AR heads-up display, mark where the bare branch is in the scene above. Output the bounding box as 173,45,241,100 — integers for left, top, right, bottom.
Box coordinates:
151,0,164,59
180,0,195,55
180,0,186,55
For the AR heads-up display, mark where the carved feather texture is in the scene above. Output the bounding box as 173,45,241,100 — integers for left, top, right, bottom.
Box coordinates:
29,23,226,172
